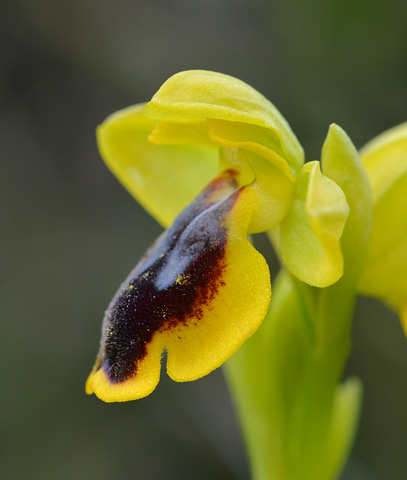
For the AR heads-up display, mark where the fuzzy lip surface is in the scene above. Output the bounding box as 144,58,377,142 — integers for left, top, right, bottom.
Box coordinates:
94,172,239,384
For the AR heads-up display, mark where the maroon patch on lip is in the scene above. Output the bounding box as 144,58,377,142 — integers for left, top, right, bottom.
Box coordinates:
95,172,241,384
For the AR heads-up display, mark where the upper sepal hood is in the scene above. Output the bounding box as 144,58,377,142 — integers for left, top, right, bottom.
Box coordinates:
143,70,304,174
97,70,304,229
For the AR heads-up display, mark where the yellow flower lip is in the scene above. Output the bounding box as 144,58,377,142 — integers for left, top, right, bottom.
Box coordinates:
86,169,271,401
96,172,237,384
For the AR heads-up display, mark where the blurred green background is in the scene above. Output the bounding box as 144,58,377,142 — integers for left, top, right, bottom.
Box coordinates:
1,1,406,479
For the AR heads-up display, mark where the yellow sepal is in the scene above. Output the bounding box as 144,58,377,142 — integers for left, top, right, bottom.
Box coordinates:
142,70,304,172
97,105,218,227
358,123,407,311
360,122,407,202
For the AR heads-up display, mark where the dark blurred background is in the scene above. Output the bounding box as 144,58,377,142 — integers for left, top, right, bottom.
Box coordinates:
1,1,406,479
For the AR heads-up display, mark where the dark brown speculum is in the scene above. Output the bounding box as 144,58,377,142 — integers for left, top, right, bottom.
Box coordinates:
95,171,240,383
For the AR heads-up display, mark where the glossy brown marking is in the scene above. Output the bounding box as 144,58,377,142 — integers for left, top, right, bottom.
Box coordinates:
95,171,240,384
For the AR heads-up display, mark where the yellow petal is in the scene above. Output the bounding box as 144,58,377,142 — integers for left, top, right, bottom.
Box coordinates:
97,105,218,227
206,117,296,231
360,122,407,202
244,151,294,233
207,118,295,179
280,161,349,287
306,162,349,242
86,171,271,402
142,70,304,172
358,172,407,307
358,123,407,309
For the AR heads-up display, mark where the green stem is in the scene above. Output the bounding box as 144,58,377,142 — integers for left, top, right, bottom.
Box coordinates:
225,271,308,480
224,270,361,480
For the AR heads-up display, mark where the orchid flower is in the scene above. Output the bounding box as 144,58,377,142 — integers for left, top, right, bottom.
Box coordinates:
86,70,406,480
86,70,349,402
